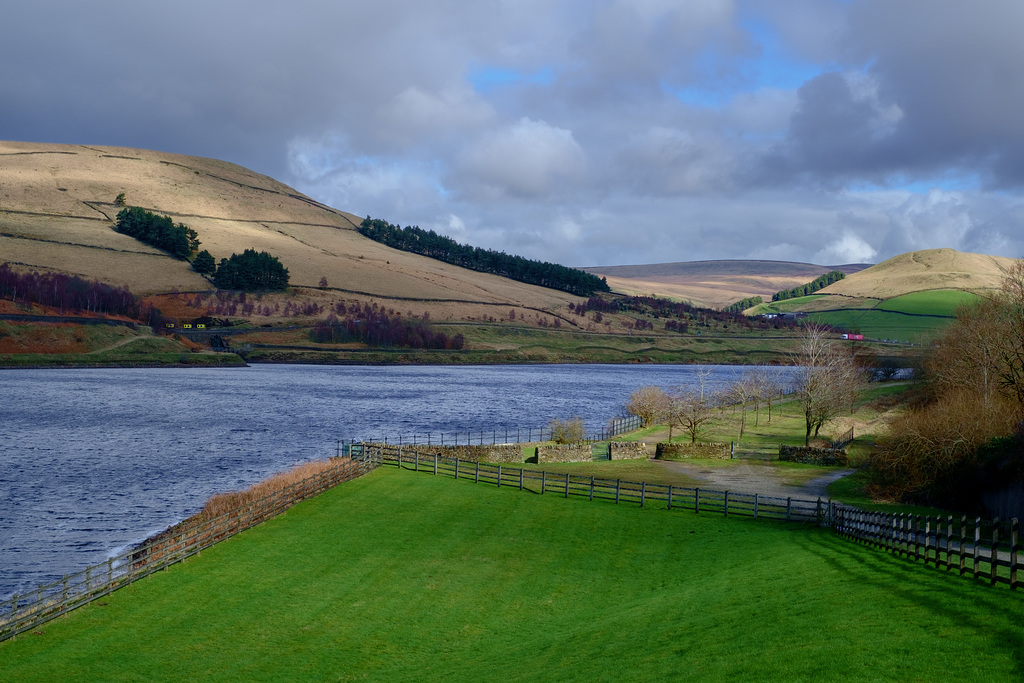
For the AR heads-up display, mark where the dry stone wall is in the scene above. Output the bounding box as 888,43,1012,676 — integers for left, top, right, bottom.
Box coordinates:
610,442,649,460
655,442,730,460
538,444,592,463
778,445,849,466
400,444,523,464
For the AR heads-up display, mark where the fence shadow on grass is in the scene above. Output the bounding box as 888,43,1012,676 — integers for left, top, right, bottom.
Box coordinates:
791,531,1024,673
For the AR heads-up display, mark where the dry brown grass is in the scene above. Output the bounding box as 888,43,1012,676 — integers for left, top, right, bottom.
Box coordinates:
0,141,580,321
822,248,1016,299
589,261,873,309
197,458,350,520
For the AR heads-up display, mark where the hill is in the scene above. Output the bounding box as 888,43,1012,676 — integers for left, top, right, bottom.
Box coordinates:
818,248,1016,299
742,249,1017,341
582,260,872,309
0,141,577,315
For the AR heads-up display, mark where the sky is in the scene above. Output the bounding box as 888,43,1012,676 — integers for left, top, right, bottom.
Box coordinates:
3,0,1024,267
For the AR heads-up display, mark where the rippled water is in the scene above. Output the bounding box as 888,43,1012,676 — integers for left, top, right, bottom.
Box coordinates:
0,363,795,598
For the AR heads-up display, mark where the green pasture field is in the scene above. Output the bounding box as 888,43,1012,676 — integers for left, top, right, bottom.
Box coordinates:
806,308,951,341
2,468,1020,682
876,289,981,317
747,294,825,315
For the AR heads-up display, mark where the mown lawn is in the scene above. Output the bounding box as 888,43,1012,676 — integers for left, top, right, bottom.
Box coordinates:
2,468,1020,682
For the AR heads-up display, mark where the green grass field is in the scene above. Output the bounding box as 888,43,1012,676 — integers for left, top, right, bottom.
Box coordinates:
806,308,950,341
2,468,1020,682
876,289,981,316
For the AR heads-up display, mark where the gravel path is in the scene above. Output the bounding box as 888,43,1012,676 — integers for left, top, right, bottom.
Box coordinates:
652,459,856,499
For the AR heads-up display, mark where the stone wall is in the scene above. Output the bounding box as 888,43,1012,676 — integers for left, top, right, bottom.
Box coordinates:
778,445,849,466
655,442,730,460
538,444,592,463
402,444,523,464
610,442,650,460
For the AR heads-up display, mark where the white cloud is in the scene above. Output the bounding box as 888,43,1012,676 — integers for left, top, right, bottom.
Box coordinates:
813,232,877,264
453,118,586,200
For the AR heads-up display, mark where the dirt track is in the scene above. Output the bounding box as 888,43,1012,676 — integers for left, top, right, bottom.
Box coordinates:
652,459,856,499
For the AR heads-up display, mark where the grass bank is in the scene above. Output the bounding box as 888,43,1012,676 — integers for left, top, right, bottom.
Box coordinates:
2,468,1020,681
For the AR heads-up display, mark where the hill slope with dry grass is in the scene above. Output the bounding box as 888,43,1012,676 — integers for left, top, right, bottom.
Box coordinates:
0,141,577,317
819,248,1016,299
583,260,872,309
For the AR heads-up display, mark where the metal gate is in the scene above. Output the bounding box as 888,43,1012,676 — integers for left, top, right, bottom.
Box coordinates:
591,442,610,461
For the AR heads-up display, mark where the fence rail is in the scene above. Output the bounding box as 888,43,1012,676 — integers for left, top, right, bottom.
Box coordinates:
356,415,644,448
354,443,1020,590
355,443,828,524
832,505,1019,588
0,457,377,642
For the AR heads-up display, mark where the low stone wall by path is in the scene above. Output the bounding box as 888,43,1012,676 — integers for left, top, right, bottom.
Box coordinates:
413,444,524,464
538,444,592,463
610,442,649,460
655,442,730,460
778,445,849,466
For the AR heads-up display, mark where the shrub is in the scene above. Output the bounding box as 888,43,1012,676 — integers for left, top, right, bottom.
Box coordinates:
549,417,585,444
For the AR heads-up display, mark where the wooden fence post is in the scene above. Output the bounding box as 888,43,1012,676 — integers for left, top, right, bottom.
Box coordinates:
786,497,791,522
641,482,646,508
541,471,546,494
565,473,570,499
959,516,967,576
695,488,700,514
1011,519,1019,590
991,519,1000,586
667,485,673,511
723,491,729,517
974,517,982,579
497,465,502,488
753,493,758,520
590,476,595,502
519,468,524,491
475,461,480,484
615,479,621,505
455,459,460,480
433,454,438,475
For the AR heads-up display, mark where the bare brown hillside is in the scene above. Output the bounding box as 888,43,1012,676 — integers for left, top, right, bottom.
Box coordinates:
0,142,578,317
583,260,872,309
820,248,1016,299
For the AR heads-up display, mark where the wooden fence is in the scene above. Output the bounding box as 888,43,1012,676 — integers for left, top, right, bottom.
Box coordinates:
355,443,826,523
357,415,644,448
355,443,1021,590
0,457,377,642
832,505,1019,589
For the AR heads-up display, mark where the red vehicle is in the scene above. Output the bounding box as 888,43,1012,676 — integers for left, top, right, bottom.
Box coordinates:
841,333,864,340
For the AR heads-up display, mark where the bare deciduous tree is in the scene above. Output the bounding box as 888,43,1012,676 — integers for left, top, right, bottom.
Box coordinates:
626,385,670,426
669,387,718,444
792,323,862,446
549,417,585,444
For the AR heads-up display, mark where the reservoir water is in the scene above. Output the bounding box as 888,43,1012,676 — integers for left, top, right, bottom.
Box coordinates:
0,364,796,599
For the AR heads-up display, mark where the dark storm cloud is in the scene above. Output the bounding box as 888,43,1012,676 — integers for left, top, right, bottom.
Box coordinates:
762,0,1024,189
3,1,1024,265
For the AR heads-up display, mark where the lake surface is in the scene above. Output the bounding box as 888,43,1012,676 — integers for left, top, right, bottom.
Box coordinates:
0,364,796,599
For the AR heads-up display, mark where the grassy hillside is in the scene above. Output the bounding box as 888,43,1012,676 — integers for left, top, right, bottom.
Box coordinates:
744,288,984,341
2,468,1019,681
0,142,577,313
584,260,871,309
820,248,1014,299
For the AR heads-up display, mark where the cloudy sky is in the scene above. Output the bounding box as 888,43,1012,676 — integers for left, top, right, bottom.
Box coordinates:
4,0,1024,267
